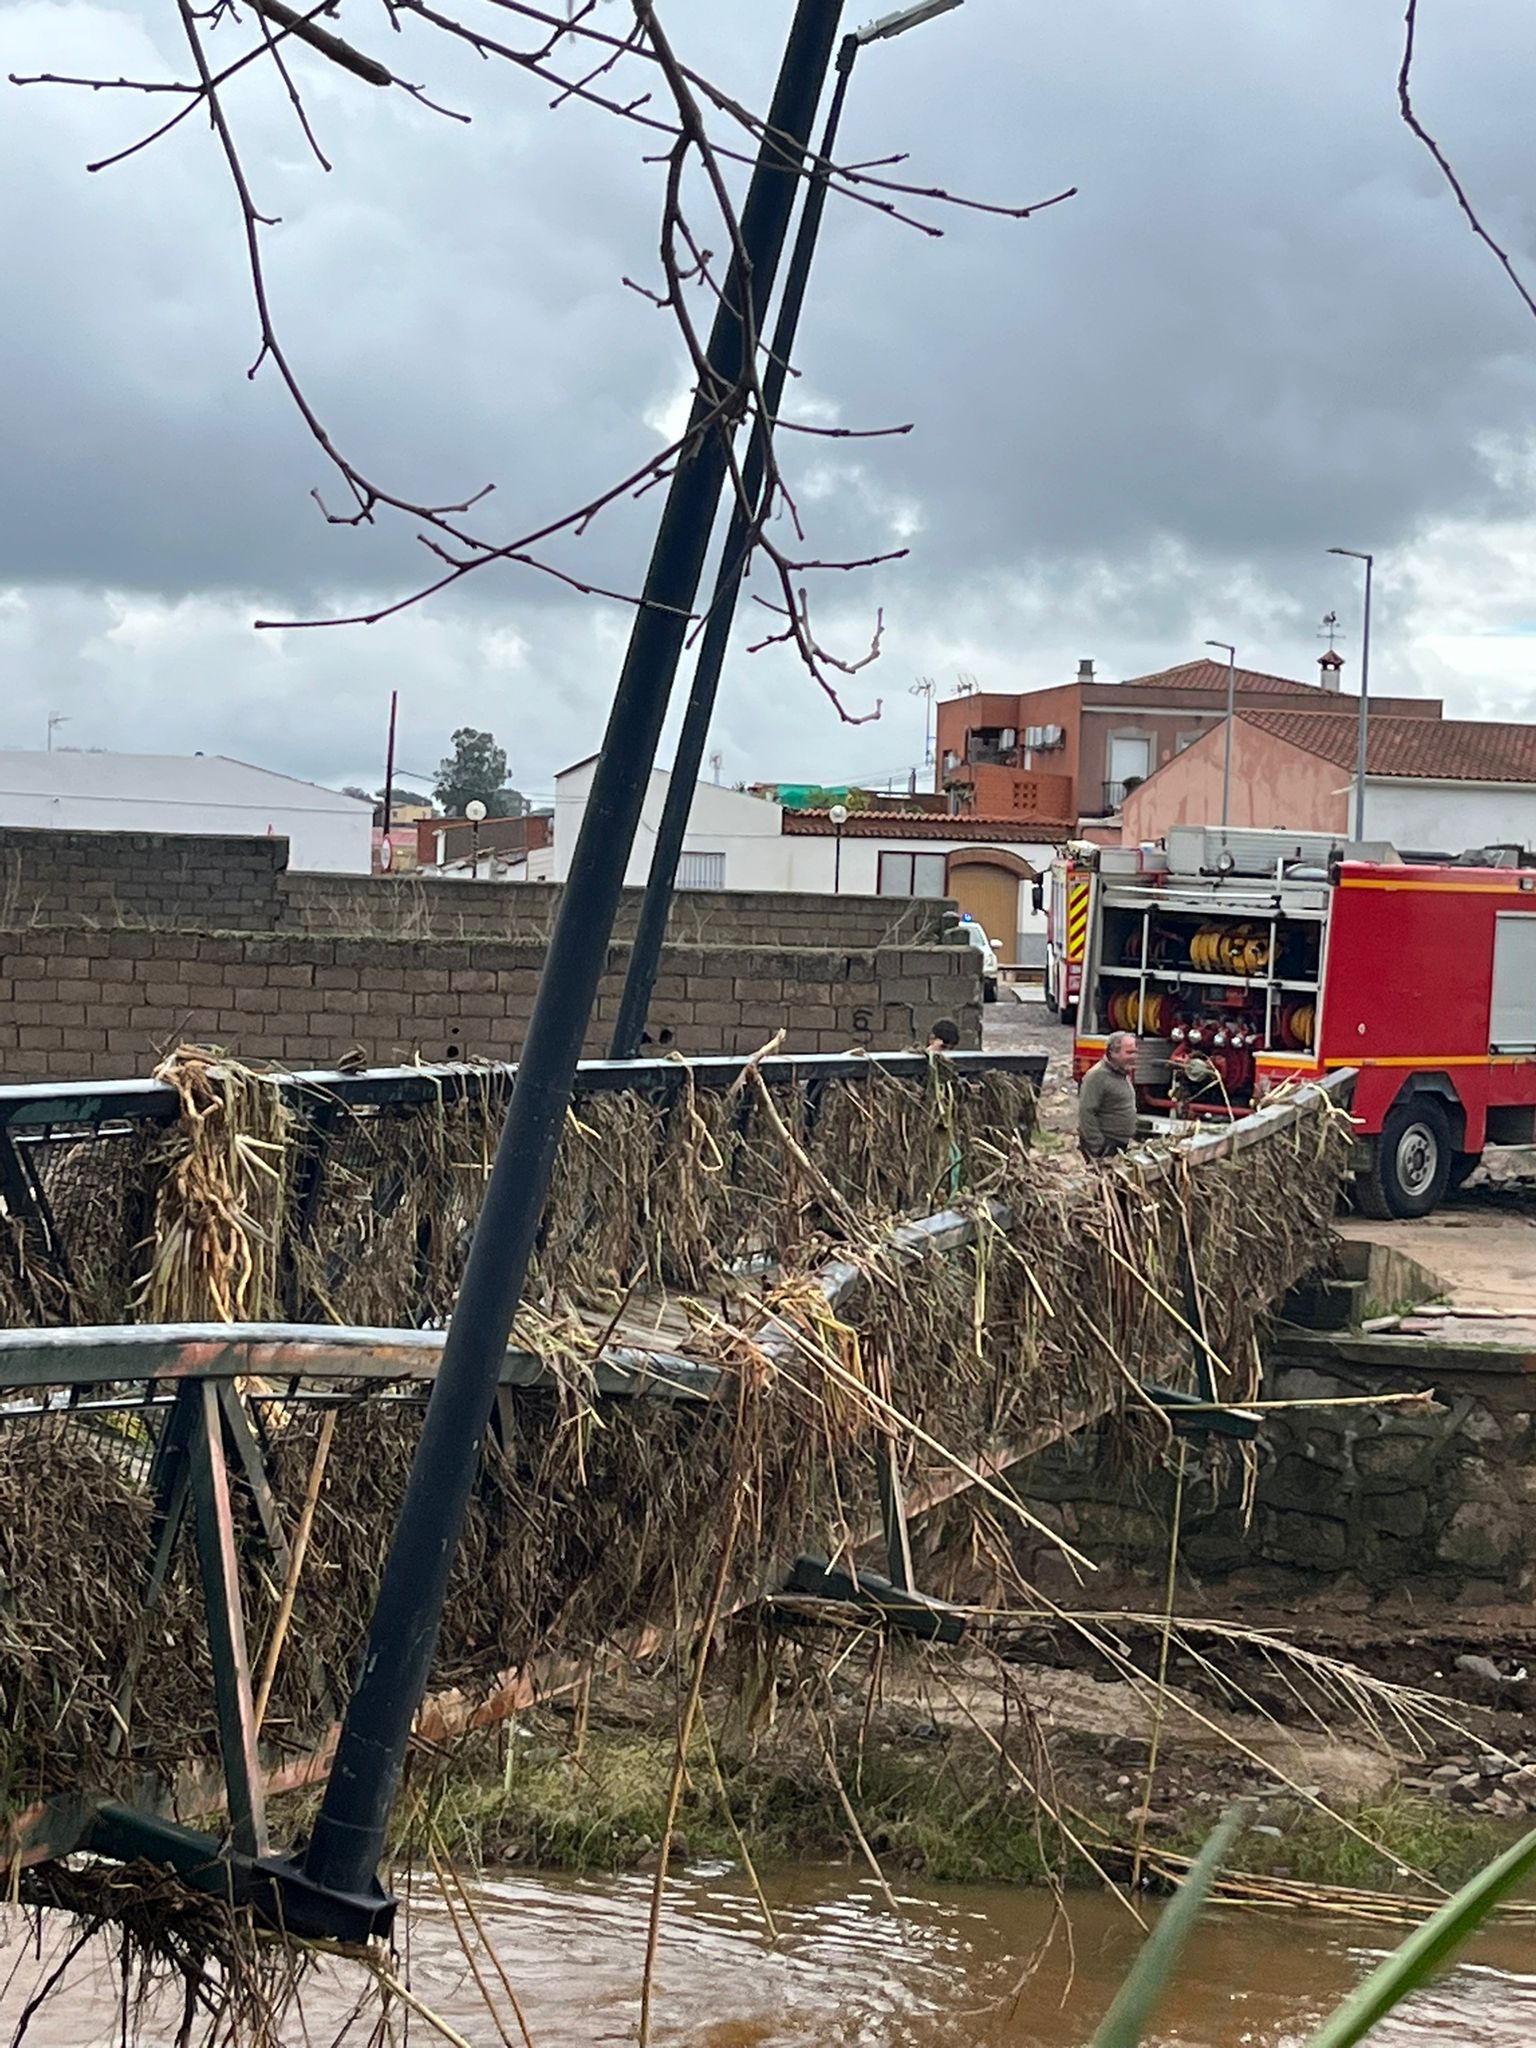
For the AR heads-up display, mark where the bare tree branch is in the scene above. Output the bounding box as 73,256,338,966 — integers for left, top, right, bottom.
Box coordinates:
18,0,1074,722
1398,0,1536,323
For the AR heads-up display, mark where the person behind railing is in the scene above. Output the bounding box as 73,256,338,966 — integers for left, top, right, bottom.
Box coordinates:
1078,1029,1138,1160
926,1018,960,1055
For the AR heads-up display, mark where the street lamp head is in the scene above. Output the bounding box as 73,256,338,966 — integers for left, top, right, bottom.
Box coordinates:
1328,547,1373,564
828,802,850,827
855,0,963,44
1204,640,1236,658
464,799,488,823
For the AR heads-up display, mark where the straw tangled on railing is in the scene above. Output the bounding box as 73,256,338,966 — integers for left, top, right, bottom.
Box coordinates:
0,1053,1352,1858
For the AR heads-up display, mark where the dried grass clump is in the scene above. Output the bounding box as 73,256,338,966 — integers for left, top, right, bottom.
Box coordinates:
0,1418,223,1804
135,1049,292,1325
283,1056,1037,1327
18,1857,298,2047
0,1048,1037,1334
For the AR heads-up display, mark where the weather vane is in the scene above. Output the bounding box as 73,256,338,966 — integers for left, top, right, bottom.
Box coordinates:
1318,610,1344,652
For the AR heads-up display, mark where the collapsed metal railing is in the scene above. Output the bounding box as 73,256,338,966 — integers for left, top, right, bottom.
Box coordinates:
0,1060,1351,1942
0,1048,1046,1935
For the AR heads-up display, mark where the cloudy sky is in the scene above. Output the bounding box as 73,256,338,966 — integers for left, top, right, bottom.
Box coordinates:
5,0,1536,804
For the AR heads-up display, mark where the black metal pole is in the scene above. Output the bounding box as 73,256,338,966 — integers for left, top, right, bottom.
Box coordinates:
301,0,844,1901
609,33,860,1060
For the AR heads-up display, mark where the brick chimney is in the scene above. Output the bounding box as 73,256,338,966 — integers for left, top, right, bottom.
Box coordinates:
1318,649,1344,693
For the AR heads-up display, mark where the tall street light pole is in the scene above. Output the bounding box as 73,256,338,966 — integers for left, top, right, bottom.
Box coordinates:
300,0,846,1904
609,0,966,1061
1205,639,1237,829
1328,547,1374,841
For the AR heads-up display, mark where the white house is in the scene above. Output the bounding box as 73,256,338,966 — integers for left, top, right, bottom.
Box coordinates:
551,757,1064,961
0,750,375,873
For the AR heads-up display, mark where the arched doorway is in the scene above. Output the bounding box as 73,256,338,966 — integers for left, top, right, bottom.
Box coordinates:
946,848,1039,965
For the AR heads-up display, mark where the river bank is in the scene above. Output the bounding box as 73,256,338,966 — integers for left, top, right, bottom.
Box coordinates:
355,1654,1529,1904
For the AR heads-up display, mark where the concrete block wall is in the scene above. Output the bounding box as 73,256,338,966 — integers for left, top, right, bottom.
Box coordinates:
281,873,945,950
0,928,982,1082
0,829,287,933
0,825,947,952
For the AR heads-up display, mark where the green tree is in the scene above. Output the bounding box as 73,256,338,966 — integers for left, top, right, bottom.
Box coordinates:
434,728,507,815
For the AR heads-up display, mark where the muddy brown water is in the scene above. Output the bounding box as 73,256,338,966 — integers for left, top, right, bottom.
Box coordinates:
4,1862,1534,2046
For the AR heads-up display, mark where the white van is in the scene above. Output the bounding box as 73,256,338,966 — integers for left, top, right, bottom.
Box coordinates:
957,915,999,1003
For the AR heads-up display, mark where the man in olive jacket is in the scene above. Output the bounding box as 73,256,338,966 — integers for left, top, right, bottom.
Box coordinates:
1078,1030,1138,1160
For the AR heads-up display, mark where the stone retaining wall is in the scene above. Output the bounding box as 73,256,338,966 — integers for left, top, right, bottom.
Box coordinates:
1012,1335,1536,1608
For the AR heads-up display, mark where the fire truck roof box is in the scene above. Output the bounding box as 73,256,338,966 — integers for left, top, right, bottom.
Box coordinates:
1163,825,1397,879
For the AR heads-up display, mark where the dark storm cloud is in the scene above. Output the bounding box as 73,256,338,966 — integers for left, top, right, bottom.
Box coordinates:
4,0,1536,788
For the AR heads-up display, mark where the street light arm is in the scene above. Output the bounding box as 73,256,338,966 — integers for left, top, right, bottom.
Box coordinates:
856,0,963,42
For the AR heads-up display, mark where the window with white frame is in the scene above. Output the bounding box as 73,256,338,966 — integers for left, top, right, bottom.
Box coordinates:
676,850,725,889
877,850,948,897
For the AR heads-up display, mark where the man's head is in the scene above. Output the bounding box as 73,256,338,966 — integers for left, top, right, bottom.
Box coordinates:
927,1017,960,1053
1104,1030,1138,1074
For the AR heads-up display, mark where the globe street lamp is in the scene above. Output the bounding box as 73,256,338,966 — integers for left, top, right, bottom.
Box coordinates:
464,798,487,878
829,801,849,892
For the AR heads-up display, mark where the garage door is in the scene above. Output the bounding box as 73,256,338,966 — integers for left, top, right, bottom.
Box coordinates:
947,859,1020,959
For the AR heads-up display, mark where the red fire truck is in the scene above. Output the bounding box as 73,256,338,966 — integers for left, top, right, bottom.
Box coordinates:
1072,826,1536,1218
1041,854,1096,1024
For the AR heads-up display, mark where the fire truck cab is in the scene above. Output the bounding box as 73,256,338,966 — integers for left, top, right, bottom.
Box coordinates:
1072,826,1536,1219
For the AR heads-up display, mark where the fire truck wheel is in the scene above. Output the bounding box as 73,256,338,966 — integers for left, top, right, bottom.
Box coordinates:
1358,1097,1453,1220
1043,982,1059,1018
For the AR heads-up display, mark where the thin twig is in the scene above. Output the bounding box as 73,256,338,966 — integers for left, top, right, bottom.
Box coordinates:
1398,0,1536,322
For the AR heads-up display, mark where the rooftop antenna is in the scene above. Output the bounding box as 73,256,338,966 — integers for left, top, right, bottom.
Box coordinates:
46,714,69,752
708,750,723,785
908,676,936,768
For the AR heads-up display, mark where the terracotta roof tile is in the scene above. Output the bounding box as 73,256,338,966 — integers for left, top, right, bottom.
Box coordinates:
782,810,1072,841
1116,659,1328,697
1240,709,1536,783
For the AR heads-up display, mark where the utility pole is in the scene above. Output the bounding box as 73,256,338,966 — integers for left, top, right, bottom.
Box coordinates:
1329,548,1374,841
380,690,398,872
1205,640,1237,829
300,0,846,1903
910,676,936,771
